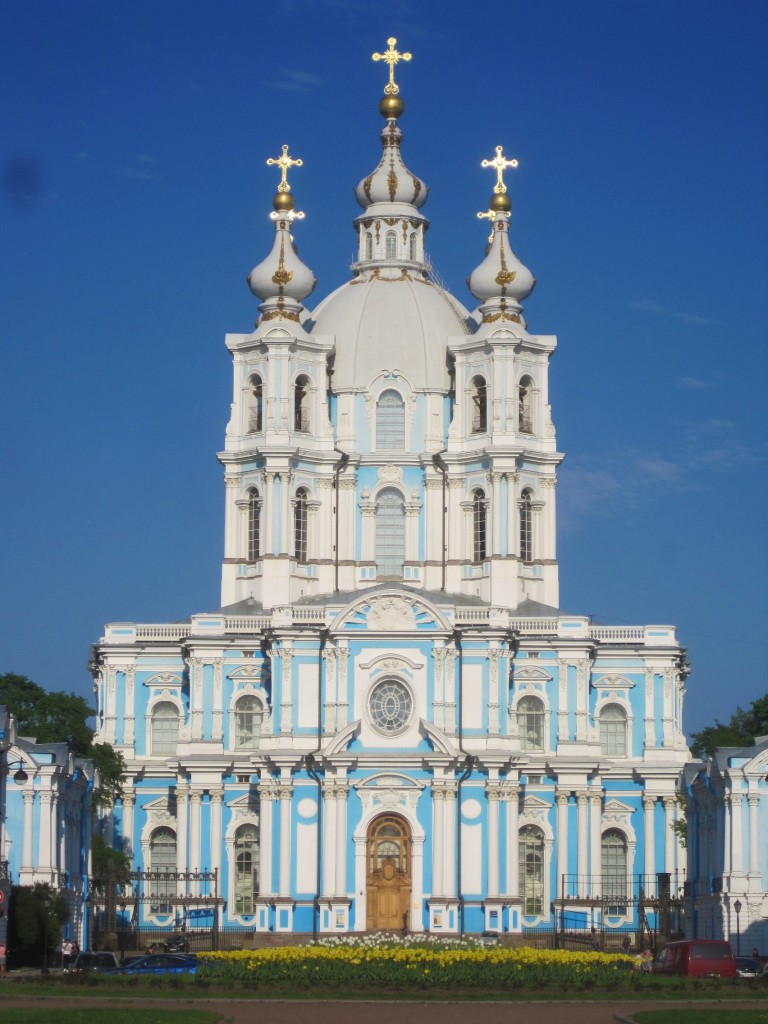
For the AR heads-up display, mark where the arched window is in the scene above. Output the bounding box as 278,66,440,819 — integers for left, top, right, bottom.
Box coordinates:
375,487,405,579
149,826,176,913
520,488,533,563
602,829,628,914
151,702,179,756
472,488,487,563
294,375,310,433
248,374,263,433
600,704,628,757
518,376,533,434
470,375,487,433
519,825,545,916
234,695,263,750
365,232,373,260
294,487,309,564
247,488,260,562
385,231,397,259
409,233,417,261
234,823,259,915
376,389,405,449
517,695,544,751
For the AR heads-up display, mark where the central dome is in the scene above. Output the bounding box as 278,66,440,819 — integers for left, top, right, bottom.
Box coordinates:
307,271,472,391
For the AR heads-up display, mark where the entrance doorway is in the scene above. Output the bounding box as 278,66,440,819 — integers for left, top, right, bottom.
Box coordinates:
366,814,412,931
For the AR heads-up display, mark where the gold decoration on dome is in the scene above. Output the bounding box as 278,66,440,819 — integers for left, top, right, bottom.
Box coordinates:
495,242,516,288
267,144,303,194
372,37,412,95
481,145,519,194
272,236,294,288
477,209,496,243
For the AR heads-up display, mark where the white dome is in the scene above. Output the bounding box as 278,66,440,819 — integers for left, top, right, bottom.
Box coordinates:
307,272,473,391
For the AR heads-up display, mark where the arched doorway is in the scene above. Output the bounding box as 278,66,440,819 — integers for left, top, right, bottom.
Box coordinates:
366,814,412,931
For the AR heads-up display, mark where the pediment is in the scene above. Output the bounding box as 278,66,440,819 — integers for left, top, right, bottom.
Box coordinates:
144,672,184,689
322,720,360,756
419,719,458,757
513,666,552,683
226,793,260,810
521,794,551,812
356,772,424,790
593,675,635,691
228,665,266,682
332,590,450,633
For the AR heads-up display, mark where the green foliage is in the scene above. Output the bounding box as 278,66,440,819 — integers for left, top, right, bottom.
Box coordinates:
8,883,70,963
90,742,127,809
670,792,687,848
689,693,768,758
91,832,132,885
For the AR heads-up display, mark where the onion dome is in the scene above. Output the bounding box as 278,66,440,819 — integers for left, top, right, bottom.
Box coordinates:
468,146,535,325
246,146,316,324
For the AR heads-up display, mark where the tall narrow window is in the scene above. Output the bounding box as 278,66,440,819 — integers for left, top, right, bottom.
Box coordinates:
149,826,176,914
151,702,179,756
235,695,263,749
519,825,545,916
375,487,405,579
409,233,417,261
294,375,310,433
234,824,259,915
365,232,373,260
385,231,397,259
294,487,308,564
520,488,533,563
248,375,263,433
472,488,487,563
602,830,628,914
471,376,487,433
600,704,628,757
518,376,533,433
376,389,405,449
517,695,544,751
247,488,260,562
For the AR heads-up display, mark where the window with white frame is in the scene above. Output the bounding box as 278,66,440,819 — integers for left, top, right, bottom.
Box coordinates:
409,233,417,261
517,695,544,751
376,389,405,449
365,232,373,260
602,829,628,914
520,488,533,563
385,230,397,258
518,376,533,433
519,825,545,915
294,487,309,564
600,703,628,756
248,374,263,433
234,694,263,750
151,702,179,756
470,375,487,433
234,823,259,915
149,826,176,913
375,488,405,578
294,375,310,433
472,488,487,563
247,488,260,562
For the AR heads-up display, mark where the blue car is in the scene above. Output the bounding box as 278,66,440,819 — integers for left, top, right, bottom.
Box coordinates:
109,953,197,975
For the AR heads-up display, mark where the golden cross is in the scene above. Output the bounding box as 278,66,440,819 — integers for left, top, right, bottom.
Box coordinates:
481,145,519,194
372,37,412,95
267,144,303,194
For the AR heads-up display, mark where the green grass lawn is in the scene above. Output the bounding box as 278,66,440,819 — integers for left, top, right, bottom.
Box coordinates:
633,1012,768,1024
6,1011,220,1024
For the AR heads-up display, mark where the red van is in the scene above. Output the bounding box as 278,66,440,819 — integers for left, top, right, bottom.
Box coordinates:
652,939,737,978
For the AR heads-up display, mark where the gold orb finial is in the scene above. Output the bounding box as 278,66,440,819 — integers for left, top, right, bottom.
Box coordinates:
379,94,405,120
273,191,295,213
490,192,511,212
372,37,412,96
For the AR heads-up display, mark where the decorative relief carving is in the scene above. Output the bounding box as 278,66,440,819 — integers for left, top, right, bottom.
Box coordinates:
366,596,416,629
378,464,403,484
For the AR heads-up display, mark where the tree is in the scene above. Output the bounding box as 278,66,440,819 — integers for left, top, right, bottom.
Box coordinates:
689,693,768,759
7,883,69,967
90,742,127,810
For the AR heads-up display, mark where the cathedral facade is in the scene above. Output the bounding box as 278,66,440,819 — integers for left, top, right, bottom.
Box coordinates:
91,42,690,938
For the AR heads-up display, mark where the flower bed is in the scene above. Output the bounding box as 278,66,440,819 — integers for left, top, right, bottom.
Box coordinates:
198,936,636,990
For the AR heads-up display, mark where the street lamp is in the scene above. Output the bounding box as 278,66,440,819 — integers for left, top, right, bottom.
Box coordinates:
733,898,742,956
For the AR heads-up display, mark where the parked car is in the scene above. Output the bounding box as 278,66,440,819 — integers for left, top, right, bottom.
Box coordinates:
735,956,762,978
652,939,736,979
109,953,197,975
478,931,500,946
162,934,190,953
72,951,120,973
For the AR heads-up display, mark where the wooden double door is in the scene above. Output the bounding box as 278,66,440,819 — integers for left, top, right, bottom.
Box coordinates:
366,814,412,931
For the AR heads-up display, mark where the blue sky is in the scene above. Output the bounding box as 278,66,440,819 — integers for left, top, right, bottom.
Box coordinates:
2,0,766,741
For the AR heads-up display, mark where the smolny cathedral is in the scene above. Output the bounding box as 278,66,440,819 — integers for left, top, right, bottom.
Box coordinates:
89,40,692,939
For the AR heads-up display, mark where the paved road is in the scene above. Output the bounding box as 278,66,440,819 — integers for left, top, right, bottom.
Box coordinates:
1,997,765,1024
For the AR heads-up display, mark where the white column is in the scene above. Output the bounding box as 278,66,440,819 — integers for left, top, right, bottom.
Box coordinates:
444,786,456,897
663,796,676,877
22,790,35,871
721,795,732,880
487,785,500,897
279,473,290,555
556,792,569,894
411,835,424,932
279,782,292,897
176,784,189,888
589,790,602,897
336,646,350,729
730,790,744,877
643,796,656,881
323,647,337,735
577,792,588,893
335,782,348,897
191,658,204,740
209,789,223,881
122,792,135,858
748,795,760,880
124,665,136,747
322,782,336,897
490,472,502,555
432,788,445,896
105,666,117,744
38,791,53,872
505,784,519,898
263,471,275,555
258,782,275,896
644,668,655,749
212,659,224,741
279,644,293,736
488,644,501,737
557,662,569,742
189,791,202,881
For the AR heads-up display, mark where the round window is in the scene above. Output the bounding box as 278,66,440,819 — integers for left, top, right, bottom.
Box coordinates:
369,679,412,735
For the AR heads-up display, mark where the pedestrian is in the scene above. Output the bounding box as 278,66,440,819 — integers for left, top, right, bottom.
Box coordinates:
752,946,759,958
621,935,631,954
61,937,73,971
640,948,653,973
0,941,6,978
